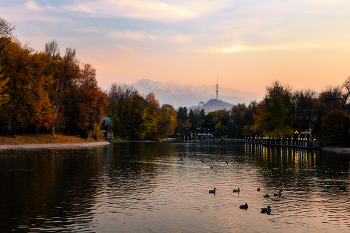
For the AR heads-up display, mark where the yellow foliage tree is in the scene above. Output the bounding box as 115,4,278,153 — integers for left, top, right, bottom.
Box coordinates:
0,67,9,105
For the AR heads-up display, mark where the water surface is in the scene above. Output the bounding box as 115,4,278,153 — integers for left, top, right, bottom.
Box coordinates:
1,142,350,232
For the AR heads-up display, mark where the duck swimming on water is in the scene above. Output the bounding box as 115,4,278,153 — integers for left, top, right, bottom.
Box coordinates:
261,206,271,213
274,191,281,197
263,194,269,198
209,188,216,194
239,203,248,209
233,188,240,193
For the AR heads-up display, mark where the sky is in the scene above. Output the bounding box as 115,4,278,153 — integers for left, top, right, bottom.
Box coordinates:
1,0,350,99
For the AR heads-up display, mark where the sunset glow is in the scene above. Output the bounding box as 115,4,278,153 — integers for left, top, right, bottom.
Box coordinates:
2,0,350,99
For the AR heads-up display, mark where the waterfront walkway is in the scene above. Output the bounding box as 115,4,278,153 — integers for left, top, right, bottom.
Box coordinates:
0,141,110,151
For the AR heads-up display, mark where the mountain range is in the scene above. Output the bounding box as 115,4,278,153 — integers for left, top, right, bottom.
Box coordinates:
132,79,261,109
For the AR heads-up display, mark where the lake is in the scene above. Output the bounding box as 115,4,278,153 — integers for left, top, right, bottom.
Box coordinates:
1,141,350,232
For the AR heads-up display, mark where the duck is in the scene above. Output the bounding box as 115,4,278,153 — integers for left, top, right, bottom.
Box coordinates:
179,158,183,161
226,161,229,165
209,188,216,194
257,187,261,191
261,206,271,213
210,166,213,169
233,188,240,193
239,203,248,209
263,194,270,198
274,191,281,197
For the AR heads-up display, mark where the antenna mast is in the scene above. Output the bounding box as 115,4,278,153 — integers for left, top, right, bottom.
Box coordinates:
216,74,218,100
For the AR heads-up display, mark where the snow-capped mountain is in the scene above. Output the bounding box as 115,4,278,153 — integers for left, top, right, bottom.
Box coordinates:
132,79,261,108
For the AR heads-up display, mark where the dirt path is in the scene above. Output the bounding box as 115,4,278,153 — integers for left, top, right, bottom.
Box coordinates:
0,141,110,151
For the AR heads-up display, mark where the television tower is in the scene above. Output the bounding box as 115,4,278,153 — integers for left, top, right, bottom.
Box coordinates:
216,74,218,100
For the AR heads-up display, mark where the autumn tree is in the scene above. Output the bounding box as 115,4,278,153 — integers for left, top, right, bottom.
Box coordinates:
29,52,55,136
251,81,293,138
64,64,107,135
106,83,136,118
1,40,53,136
0,67,9,106
158,104,177,138
0,18,13,108
320,109,350,146
292,89,317,133
0,17,15,61
106,83,138,138
50,47,80,137
313,86,343,135
135,92,161,140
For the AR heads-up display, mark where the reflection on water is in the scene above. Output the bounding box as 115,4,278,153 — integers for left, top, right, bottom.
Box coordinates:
1,142,350,232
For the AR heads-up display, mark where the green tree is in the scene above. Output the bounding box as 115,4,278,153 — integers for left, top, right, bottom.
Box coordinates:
203,111,215,129
231,103,249,138
175,106,188,133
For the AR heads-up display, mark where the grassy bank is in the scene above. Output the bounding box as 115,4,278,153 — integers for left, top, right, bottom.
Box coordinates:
0,134,102,145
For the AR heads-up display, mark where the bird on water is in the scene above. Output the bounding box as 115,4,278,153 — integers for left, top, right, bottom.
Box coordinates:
261,206,271,214
239,203,248,209
209,188,216,194
233,188,240,193
274,191,281,197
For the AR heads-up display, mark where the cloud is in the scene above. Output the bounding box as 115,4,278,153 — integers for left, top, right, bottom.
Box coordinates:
26,1,43,11
108,31,191,44
109,31,156,41
76,28,100,33
203,45,246,53
63,0,194,20
62,0,231,20
200,43,341,53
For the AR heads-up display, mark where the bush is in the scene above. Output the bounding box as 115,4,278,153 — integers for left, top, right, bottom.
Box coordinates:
92,125,101,140
79,128,89,139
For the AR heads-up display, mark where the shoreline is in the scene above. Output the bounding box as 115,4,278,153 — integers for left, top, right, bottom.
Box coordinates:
0,141,110,151
321,147,350,154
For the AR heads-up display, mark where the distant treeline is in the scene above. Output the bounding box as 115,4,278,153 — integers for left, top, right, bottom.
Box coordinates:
176,80,350,147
